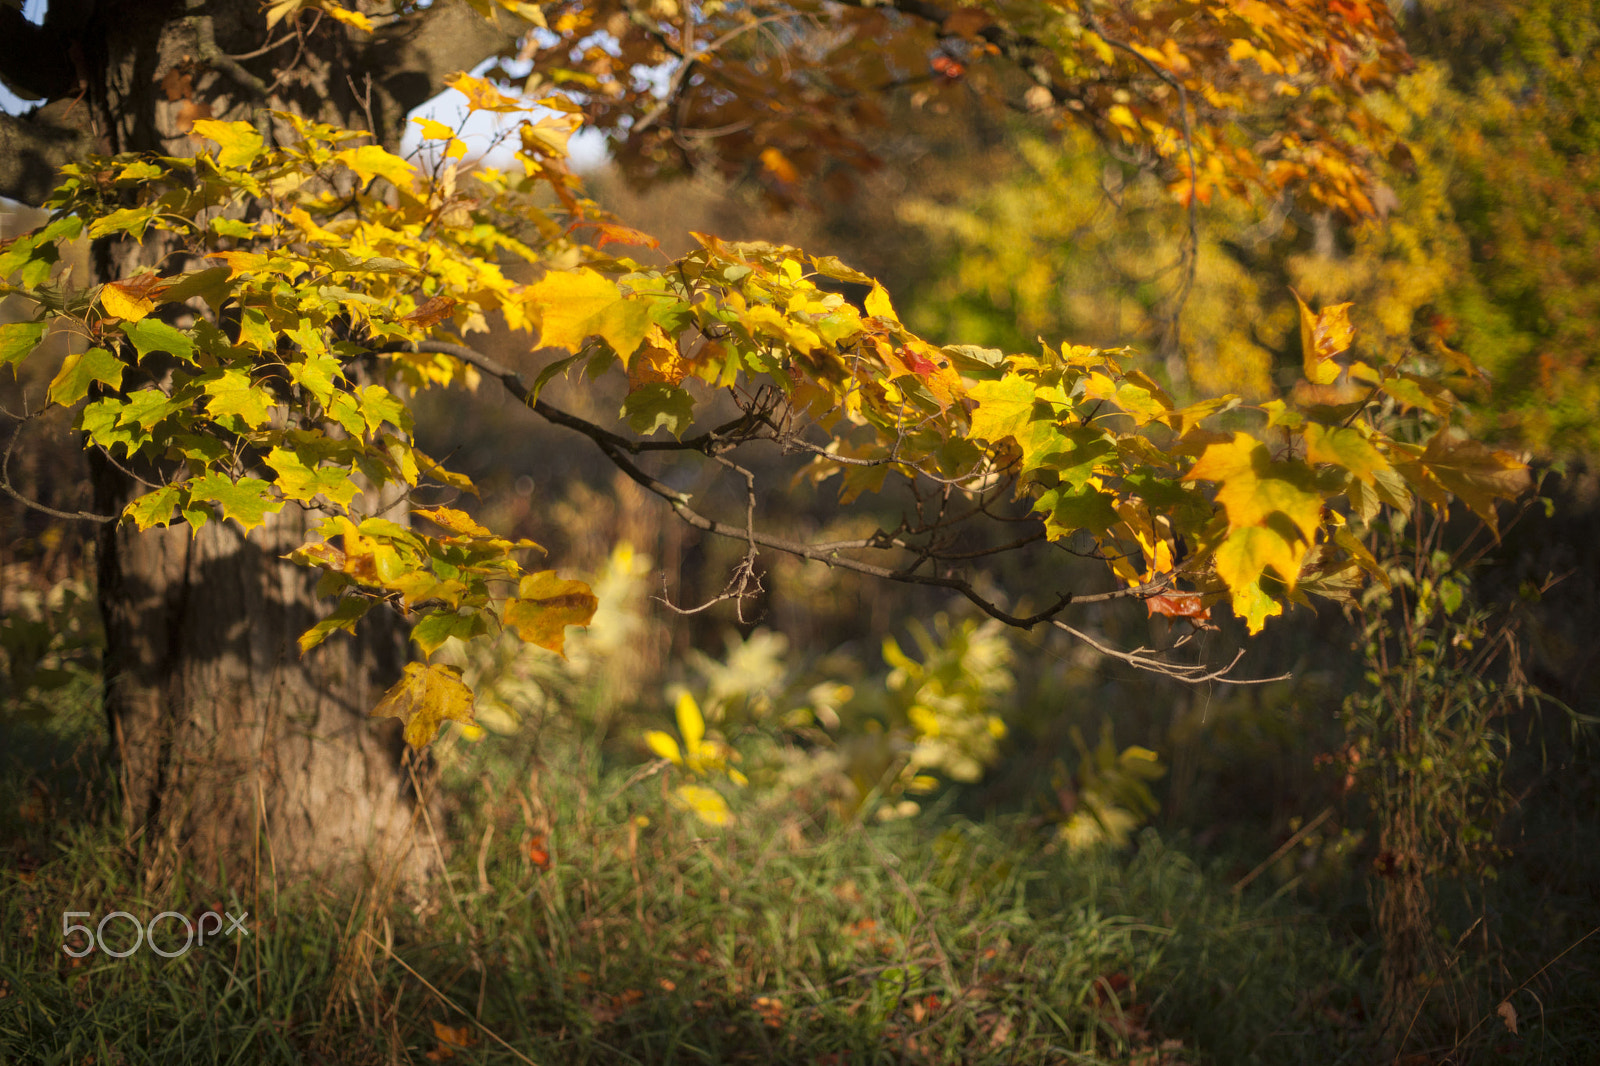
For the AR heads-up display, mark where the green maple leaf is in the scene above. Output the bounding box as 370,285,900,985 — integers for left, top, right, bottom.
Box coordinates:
265,447,360,507
123,485,184,530
47,347,124,406
122,387,191,429
356,384,409,434
298,596,376,652
203,368,276,429
1033,485,1120,540
621,382,695,438
121,319,197,363
288,352,342,406
410,610,486,657
188,472,284,531
79,398,143,453
0,320,46,370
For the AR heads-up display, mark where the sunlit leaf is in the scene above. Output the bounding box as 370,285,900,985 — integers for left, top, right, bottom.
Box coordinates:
0,320,47,370
47,347,124,406
672,784,732,827
298,596,376,652
502,571,598,655
645,730,682,764
188,472,284,532
191,119,266,168
371,661,477,749
335,145,417,191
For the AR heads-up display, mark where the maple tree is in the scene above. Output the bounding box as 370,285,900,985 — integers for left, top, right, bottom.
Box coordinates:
0,0,1526,877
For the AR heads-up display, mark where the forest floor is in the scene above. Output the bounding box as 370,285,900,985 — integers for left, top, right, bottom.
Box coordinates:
1,688,1596,1066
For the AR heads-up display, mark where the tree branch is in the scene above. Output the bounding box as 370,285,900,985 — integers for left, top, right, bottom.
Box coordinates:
362,1,525,120
2,413,117,523
0,102,94,207
407,339,1164,630
826,0,1094,111
0,8,77,102
1052,621,1288,686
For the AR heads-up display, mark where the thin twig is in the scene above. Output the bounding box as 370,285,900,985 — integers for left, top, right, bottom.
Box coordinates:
1,415,117,522
1053,620,1282,685
1232,806,1335,893
362,931,543,1066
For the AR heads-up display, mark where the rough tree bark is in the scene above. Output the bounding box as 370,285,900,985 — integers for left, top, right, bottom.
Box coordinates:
1,0,517,883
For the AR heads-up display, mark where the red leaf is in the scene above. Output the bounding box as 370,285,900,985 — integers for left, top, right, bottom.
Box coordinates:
527,833,551,869
402,296,457,328
587,222,661,250
1144,591,1211,623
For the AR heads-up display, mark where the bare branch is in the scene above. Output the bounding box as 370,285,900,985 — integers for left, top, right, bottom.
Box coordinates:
1051,620,1287,685
1,414,117,523
408,339,1163,630
0,103,93,208
0,9,77,102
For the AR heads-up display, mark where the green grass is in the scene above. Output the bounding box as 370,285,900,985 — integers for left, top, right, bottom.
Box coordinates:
2,663,1595,1064
0,714,1392,1066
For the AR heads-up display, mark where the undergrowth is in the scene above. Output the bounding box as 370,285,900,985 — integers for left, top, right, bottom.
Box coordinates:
0,713,1381,1066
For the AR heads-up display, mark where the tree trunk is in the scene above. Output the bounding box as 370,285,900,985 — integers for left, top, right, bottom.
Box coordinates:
0,0,519,886
94,460,428,884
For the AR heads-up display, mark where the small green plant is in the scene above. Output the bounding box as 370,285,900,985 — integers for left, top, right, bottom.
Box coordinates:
1050,723,1167,850
0,556,100,716
1341,505,1552,1045
646,613,1018,824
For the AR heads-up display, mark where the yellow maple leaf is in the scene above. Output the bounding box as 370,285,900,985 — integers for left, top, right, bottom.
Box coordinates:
1185,432,1323,543
446,71,529,113
526,269,653,359
317,0,375,32
1213,526,1301,633
628,338,689,390
1293,290,1355,384
99,278,159,321
502,571,598,655
335,145,416,192
864,281,899,323
371,661,477,750
190,119,265,169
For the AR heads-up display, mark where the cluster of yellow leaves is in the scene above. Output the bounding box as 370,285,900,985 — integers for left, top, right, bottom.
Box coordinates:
0,83,608,748
954,297,1527,632
646,692,746,826
0,63,1526,752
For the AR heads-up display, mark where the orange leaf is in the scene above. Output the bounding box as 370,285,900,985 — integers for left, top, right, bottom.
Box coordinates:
586,222,661,250
431,1020,477,1049
1144,591,1212,624
759,147,799,185
402,296,457,329
101,274,171,321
